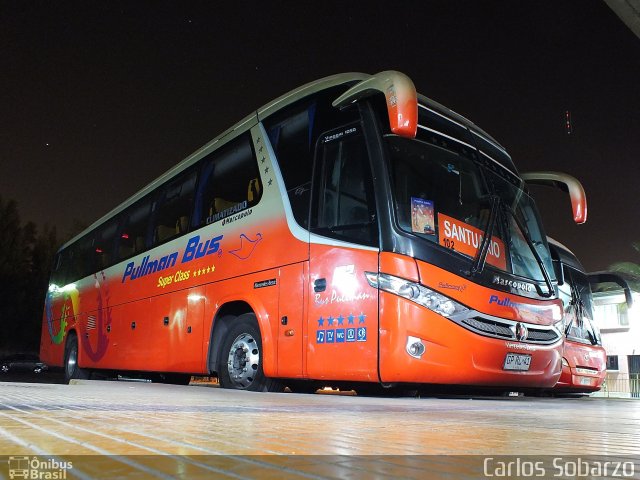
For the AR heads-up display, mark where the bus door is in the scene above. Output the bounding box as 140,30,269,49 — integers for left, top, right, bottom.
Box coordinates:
276,263,306,378
306,124,380,381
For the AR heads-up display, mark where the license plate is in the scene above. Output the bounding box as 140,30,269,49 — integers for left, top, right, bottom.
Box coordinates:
503,353,531,371
580,377,592,386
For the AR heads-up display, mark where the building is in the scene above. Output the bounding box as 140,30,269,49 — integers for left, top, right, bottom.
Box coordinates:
592,287,640,397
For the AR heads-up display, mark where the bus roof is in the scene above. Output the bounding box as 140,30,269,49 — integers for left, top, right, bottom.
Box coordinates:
59,71,510,251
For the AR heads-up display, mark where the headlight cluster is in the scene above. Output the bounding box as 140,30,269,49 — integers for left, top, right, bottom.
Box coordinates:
365,272,469,317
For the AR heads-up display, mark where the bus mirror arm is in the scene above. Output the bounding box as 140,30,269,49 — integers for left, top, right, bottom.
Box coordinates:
552,259,565,286
588,271,634,308
332,70,418,139
520,171,587,224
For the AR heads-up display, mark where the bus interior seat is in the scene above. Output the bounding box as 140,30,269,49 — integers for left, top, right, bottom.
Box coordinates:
212,197,236,214
176,216,189,234
119,244,133,259
134,236,145,252
248,178,261,204
155,224,175,243
210,178,261,217
97,252,111,270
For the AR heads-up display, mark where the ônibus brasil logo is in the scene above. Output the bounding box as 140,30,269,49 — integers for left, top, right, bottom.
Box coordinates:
7,456,72,479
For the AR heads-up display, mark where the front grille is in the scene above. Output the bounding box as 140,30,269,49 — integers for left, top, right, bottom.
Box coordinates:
463,317,513,339
458,313,560,345
525,328,559,342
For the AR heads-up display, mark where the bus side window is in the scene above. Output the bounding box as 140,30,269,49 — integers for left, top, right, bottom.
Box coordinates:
263,86,360,230
193,133,261,227
150,169,197,246
310,125,378,247
116,197,152,261
93,219,118,271
71,234,95,280
50,251,66,287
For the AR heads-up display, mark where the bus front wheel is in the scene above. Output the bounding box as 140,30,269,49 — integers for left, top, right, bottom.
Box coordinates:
64,334,90,383
218,313,281,392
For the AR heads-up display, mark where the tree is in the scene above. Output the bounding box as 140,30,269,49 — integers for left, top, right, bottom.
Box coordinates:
602,242,640,299
609,242,640,277
0,195,60,354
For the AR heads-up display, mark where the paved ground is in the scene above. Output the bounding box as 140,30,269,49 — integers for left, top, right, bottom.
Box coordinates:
0,379,639,478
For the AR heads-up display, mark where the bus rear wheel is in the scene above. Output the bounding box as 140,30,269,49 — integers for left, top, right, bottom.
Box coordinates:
64,334,90,383
218,313,281,392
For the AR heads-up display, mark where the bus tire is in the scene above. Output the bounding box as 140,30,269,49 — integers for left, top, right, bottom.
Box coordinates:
218,313,282,392
64,334,90,383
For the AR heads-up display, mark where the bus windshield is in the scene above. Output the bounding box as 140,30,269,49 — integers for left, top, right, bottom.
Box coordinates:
387,135,555,285
565,267,600,345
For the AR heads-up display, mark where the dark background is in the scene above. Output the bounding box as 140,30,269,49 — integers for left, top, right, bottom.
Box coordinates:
1,1,639,274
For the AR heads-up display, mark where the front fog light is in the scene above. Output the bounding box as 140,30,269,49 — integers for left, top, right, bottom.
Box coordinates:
406,336,426,358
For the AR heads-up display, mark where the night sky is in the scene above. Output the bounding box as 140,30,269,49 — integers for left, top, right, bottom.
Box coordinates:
1,1,639,272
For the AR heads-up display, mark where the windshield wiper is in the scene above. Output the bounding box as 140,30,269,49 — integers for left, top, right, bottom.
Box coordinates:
469,194,499,276
502,205,554,298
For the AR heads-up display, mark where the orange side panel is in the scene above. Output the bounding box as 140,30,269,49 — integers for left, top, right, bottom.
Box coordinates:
203,269,281,377
306,244,379,382
277,263,306,378
379,252,419,282
40,206,308,373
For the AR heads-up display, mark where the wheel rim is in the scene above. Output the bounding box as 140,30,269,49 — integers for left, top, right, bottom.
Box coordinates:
226,332,260,388
67,343,77,378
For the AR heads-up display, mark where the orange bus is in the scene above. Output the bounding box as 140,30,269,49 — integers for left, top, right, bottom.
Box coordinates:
40,71,585,392
548,239,633,393
549,238,605,393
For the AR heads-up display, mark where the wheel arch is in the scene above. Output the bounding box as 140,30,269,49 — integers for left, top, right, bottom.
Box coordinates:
207,300,276,376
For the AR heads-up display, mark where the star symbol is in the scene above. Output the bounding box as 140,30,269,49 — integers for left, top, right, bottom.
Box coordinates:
206,266,211,274
348,314,355,325
268,179,273,186
318,317,324,327
358,313,366,324
211,264,216,271
337,315,344,326
327,316,334,326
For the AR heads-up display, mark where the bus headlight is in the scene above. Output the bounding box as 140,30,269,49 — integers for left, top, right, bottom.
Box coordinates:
365,272,469,317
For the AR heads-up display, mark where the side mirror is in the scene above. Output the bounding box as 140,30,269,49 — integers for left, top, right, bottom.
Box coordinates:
521,171,587,224
588,271,633,308
333,70,418,139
